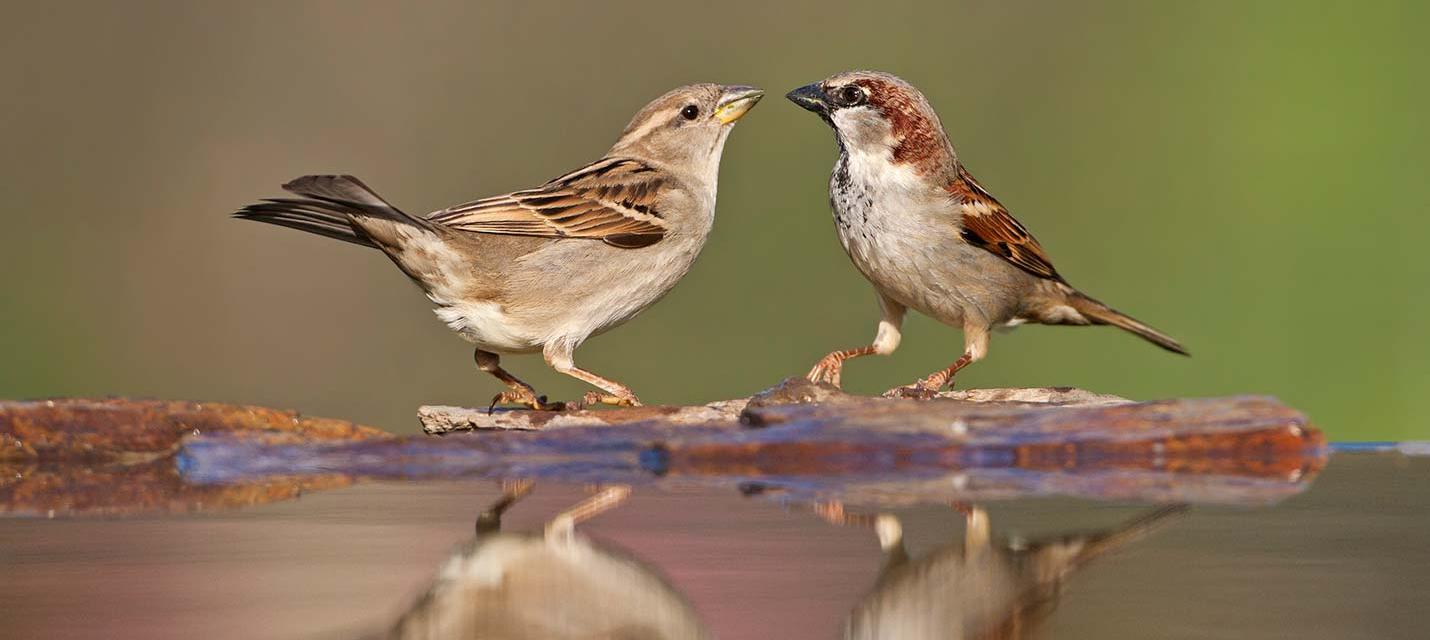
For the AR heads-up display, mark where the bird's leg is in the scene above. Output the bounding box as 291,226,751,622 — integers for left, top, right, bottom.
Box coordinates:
475,349,565,413
804,500,880,527
885,354,973,399
874,514,905,554
807,346,876,387
475,479,534,536
961,504,990,558
884,323,988,399
569,370,643,409
806,295,906,388
543,345,642,408
802,503,910,570
544,485,631,544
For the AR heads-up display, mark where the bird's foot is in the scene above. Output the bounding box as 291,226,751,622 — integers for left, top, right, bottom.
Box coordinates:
487,389,566,414
572,390,643,410
810,500,879,527
812,500,849,525
881,377,948,400
882,385,939,400
806,355,845,387
500,478,535,497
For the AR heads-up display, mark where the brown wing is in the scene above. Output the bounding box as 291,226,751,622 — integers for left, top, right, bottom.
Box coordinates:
949,167,1063,282
427,157,669,249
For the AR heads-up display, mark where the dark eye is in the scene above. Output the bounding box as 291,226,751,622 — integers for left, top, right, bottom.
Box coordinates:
838,85,865,106
681,104,699,120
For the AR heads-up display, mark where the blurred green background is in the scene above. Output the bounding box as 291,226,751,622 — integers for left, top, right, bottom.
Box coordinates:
2,1,1425,438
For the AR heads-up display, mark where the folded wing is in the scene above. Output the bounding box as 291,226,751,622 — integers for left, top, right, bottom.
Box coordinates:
428,158,670,249
949,166,1063,282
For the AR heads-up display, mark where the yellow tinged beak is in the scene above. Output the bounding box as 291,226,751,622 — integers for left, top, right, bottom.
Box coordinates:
714,86,764,124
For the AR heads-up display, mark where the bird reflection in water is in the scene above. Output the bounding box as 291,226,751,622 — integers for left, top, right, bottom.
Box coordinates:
841,503,1187,640
388,482,712,640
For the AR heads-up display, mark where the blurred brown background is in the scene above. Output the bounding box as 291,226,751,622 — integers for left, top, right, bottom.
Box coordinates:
2,1,1425,438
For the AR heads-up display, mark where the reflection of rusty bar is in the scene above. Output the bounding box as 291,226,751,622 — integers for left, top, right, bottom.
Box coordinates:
3,459,357,517
2,398,389,463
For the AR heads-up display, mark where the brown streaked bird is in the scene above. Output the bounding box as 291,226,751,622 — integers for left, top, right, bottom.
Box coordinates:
847,505,1187,639
786,71,1186,398
389,484,713,640
236,84,763,410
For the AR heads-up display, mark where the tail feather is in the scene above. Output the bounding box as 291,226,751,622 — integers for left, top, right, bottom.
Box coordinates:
1029,505,1189,571
234,199,371,246
233,174,432,247
1067,291,1189,356
282,174,397,211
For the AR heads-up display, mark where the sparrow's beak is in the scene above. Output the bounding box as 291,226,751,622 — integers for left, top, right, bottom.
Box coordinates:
714,86,764,124
785,83,829,114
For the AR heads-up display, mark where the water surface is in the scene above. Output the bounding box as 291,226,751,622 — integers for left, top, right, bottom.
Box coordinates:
2,451,1425,639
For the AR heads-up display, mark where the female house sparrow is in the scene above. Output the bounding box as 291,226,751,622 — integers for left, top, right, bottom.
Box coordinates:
236,84,763,410
786,71,1184,397
390,485,711,640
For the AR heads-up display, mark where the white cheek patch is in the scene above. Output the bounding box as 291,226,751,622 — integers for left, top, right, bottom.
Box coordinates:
832,107,895,152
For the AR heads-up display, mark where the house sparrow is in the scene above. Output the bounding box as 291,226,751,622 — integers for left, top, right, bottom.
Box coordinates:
390,484,712,640
847,505,1186,639
786,71,1185,397
236,84,763,410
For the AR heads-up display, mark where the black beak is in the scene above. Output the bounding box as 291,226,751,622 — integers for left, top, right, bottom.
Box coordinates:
785,83,829,114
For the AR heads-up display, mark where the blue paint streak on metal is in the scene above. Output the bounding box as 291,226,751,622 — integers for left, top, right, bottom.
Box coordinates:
638,446,670,475
177,433,638,485
1330,442,1399,453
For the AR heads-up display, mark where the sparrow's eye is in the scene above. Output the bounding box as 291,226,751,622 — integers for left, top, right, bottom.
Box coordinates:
681,105,700,120
837,86,866,106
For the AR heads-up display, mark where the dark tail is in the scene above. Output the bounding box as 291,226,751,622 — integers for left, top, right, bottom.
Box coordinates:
1067,290,1189,356
1041,504,1190,570
233,175,430,247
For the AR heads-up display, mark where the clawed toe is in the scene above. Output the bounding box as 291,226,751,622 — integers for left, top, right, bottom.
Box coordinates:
882,383,942,400
806,360,844,387
572,391,643,410
488,390,566,413
486,387,643,413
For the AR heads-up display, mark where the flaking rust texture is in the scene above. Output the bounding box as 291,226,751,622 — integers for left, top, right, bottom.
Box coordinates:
718,386,1323,479
424,377,1326,483
1,378,1328,516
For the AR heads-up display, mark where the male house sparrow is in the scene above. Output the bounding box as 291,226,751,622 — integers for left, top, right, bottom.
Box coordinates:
786,71,1184,397
236,84,763,410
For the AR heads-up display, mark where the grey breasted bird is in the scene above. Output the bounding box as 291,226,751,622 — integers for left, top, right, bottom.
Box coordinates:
786,72,1185,397
236,84,763,410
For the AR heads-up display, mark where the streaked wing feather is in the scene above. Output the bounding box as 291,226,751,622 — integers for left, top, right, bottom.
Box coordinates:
428,158,668,248
950,167,1062,282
